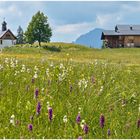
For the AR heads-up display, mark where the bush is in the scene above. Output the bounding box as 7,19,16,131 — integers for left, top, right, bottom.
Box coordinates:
42,45,61,52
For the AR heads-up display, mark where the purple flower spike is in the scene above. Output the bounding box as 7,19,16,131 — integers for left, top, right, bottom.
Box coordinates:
107,129,111,136
83,124,89,134
76,113,81,124
70,85,73,92
48,107,53,121
32,78,35,83
48,79,51,86
36,102,41,115
137,119,140,128
34,88,39,99
100,114,105,128
91,76,95,84
28,124,33,131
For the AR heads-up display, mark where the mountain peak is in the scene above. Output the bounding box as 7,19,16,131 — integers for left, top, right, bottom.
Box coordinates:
74,28,104,48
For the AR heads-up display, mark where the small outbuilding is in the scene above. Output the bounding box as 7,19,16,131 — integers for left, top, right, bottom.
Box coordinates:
0,20,16,48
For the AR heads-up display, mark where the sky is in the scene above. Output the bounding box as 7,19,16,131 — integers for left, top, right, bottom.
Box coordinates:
0,1,140,42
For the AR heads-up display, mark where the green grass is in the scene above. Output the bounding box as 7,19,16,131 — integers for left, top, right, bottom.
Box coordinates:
0,43,140,138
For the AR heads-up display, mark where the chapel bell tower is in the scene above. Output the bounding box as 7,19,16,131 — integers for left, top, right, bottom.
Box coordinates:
2,19,7,31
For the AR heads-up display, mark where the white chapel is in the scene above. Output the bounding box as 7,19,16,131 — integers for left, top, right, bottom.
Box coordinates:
0,20,16,48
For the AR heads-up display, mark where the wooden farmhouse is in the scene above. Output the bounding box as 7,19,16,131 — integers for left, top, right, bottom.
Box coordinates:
0,20,16,48
101,25,140,48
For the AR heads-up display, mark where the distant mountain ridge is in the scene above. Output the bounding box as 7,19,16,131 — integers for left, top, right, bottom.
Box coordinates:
74,28,104,48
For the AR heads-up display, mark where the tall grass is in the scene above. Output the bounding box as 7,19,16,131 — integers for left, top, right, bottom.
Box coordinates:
0,43,140,138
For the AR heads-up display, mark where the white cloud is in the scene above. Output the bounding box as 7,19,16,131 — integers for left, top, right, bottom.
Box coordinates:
0,9,4,15
8,5,23,17
95,13,122,28
0,4,23,18
51,22,94,42
54,22,93,34
51,12,124,42
121,3,140,13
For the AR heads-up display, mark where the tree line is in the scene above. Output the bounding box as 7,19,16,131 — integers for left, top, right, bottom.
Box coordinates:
16,11,52,46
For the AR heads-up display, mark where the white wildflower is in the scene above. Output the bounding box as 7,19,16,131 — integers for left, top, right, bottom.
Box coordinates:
21,64,26,72
9,81,13,85
34,73,38,79
58,73,63,81
14,71,17,76
80,120,85,129
63,115,68,123
46,68,49,76
47,101,50,109
27,68,30,73
78,80,82,88
14,70,20,76
100,86,104,92
26,101,31,110
58,69,67,82
60,63,64,69
78,78,88,89
0,64,3,70
79,107,81,111
5,58,9,64
34,66,39,71
11,114,15,118
10,114,15,126
94,59,98,65
50,63,54,67
10,62,15,68
15,59,18,65
78,107,82,113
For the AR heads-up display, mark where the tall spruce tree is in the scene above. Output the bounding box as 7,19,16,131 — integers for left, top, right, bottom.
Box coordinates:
25,11,52,46
17,26,24,44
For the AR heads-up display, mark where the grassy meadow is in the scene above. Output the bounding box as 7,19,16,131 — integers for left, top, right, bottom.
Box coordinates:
0,43,140,138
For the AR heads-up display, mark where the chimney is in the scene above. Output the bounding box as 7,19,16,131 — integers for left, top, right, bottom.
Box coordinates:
115,26,118,32
130,26,133,30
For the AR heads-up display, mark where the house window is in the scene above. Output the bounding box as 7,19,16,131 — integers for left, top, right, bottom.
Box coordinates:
0,40,2,44
129,39,134,43
6,34,10,37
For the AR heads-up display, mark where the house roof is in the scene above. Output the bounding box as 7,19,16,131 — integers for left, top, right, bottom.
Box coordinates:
101,25,140,39
0,29,16,39
0,30,8,38
116,25,140,30
102,30,140,36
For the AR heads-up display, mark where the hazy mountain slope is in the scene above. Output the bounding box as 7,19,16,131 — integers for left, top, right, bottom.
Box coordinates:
74,28,104,48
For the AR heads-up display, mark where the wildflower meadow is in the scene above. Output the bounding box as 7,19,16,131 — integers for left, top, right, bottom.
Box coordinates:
0,44,140,138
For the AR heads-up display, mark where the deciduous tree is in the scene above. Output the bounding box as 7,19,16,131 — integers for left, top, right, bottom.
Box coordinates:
25,11,52,46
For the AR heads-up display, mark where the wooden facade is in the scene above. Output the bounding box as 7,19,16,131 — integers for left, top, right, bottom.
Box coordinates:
103,35,140,48
0,30,17,40
101,25,140,48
